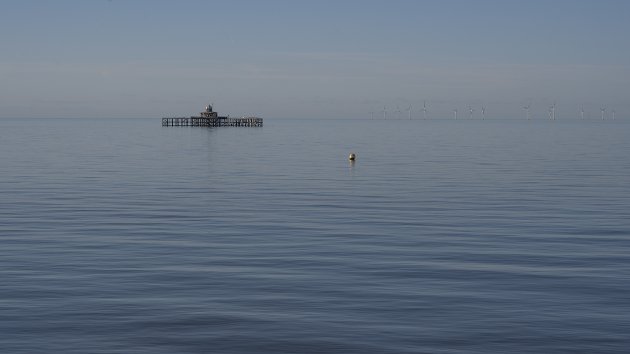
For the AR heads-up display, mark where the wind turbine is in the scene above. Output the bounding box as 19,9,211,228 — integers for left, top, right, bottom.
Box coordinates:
612,109,616,120
370,111,374,120
395,106,402,119
468,105,475,119
422,101,427,120
551,102,556,120
481,105,486,120
601,107,606,120
453,108,458,120
382,106,387,120
523,102,531,120
581,105,585,120
407,105,413,120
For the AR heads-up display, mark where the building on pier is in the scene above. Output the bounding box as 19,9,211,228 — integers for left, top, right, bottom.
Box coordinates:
200,104,219,119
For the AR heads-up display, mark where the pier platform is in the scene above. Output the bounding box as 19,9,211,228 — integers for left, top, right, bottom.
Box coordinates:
162,103,262,127
162,117,263,127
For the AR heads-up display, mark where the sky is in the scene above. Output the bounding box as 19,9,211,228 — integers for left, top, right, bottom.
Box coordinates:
1,0,629,119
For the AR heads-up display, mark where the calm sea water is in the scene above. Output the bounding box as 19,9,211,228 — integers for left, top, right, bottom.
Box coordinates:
1,118,629,353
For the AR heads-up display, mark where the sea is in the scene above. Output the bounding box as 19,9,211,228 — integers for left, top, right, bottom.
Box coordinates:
1,117,629,354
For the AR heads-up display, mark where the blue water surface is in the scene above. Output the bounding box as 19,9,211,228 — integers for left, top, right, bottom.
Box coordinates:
1,118,629,353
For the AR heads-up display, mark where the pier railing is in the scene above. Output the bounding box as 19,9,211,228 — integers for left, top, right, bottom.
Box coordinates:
162,117,263,127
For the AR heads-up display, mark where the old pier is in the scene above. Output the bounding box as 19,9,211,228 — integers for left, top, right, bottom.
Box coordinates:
162,104,263,127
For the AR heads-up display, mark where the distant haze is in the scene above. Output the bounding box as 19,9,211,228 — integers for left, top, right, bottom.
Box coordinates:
1,0,629,119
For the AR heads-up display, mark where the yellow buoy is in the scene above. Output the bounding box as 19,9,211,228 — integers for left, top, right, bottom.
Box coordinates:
348,153,356,161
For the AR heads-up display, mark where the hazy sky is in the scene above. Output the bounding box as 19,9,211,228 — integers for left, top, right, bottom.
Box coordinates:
1,0,629,119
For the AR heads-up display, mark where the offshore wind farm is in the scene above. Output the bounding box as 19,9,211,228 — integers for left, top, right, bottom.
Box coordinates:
367,100,621,120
